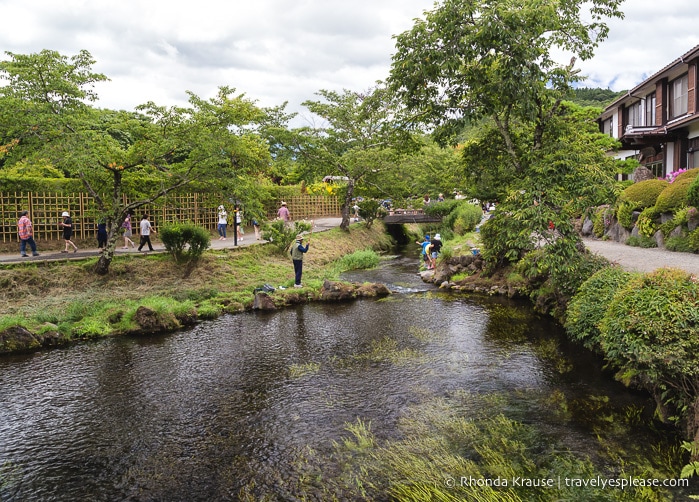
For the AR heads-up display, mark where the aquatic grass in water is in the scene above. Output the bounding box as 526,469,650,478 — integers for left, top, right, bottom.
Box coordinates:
350,337,425,366
283,391,676,501
288,362,321,379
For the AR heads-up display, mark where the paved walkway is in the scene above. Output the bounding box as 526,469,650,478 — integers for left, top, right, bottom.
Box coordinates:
0,217,343,265
583,237,699,276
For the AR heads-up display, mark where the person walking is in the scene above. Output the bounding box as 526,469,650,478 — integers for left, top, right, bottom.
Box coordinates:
277,201,291,227
97,220,108,250
252,217,261,240
290,233,310,288
60,211,79,253
235,206,244,241
17,210,39,257
122,212,136,249
137,214,156,252
217,205,228,240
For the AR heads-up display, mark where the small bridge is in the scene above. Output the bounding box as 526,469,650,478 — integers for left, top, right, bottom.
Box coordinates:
382,209,442,224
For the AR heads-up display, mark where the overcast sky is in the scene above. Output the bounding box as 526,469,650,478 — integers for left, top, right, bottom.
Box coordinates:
1,0,698,125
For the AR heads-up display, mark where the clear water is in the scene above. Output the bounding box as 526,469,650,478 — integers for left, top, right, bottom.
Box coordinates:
0,254,688,500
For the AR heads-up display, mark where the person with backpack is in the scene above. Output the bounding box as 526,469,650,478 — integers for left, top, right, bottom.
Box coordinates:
290,233,310,288
429,233,443,270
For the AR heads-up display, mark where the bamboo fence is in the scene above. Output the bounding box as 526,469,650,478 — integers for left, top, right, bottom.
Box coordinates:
1,192,341,243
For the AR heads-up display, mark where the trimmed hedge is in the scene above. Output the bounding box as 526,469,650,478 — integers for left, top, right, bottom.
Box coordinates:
564,266,634,352
655,177,694,213
618,179,668,209
600,268,699,385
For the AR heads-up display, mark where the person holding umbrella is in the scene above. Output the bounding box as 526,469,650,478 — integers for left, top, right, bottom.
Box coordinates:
290,231,311,288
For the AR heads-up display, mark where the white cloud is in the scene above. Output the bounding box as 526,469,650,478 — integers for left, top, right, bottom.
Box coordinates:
1,0,698,121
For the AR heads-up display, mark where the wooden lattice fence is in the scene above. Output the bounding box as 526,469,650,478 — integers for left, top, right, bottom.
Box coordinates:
1,192,341,243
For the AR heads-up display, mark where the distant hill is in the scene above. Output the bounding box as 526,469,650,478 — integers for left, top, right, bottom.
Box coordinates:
571,87,626,108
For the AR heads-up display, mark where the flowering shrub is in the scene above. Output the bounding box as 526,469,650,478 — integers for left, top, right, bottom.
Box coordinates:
665,168,688,183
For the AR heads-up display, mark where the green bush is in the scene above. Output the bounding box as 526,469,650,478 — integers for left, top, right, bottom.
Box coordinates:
616,201,635,229
565,266,634,352
690,228,699,253
672,167,699,184
159,223,211,264
451,203,483,235
688,175,699,208
436,200,482,236
591,205,613,238
625,235,657,248
600,268,699,394
357,199,385,229
636,206,661,238
261,219,312,254
655,177,694,213
618,179,668,209
665,236,693,253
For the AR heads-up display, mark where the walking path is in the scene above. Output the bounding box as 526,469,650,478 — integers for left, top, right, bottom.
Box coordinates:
583,237,699,276
5,220,697,276
0,217,343,265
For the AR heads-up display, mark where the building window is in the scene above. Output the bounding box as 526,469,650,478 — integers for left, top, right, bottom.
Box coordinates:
628,101,643,127
602,117,613,137
645,92,656,126
646,161,664,179
671,74,688,118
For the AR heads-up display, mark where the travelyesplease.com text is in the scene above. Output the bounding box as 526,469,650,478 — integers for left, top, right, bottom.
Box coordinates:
444,475,689,490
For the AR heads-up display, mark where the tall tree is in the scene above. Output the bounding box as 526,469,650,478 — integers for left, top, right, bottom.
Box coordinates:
299,85,419,230
0,50,271,274
389,0,624,271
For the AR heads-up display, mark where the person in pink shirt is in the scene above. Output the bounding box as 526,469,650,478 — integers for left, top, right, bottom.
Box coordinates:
17,210,39,257
277,201,291,227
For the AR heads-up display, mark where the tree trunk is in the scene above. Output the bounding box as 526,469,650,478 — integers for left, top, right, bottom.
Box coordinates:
339,179,355,231
93,229,121,275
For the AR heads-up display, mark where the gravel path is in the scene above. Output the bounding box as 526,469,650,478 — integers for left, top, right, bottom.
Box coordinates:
583,238,699,276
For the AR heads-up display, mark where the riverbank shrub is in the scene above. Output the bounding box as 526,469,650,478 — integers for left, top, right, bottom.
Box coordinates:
159,223,211,264
261,219,312,254
333,249,380,273
600,268,699,427
425,200,483,236
565,266,634,352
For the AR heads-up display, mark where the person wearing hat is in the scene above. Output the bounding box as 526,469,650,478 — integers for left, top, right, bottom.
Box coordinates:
416,234,431,270
290,233,310,288
277,201,291,227
430,233,443,270
17,210,40,257
217,205,228,240
60,211,79,253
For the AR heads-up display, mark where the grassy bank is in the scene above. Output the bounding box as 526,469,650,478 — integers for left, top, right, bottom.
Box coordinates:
0,222,394,352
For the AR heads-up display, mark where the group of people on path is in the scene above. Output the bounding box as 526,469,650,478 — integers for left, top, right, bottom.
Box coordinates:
16,210,79,257
417,233,442,270
14,200,312,287
218,204,261,241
